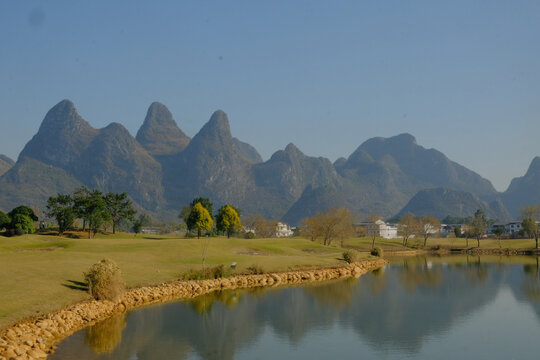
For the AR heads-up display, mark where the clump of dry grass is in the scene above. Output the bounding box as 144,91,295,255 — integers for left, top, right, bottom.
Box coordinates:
342,249,359,263
84,259,125,301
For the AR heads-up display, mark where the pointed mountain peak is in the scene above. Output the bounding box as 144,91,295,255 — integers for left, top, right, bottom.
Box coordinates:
19,100,98,167
268,143,307,163
183,110,240,160
206,109,230,130
284,143,302,154
526,156,540,176
39,99,92,132
195,110,232,141
136,102,190,155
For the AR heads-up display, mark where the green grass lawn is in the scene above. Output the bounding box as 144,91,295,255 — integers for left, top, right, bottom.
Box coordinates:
1,232,538,330
0,232,359,329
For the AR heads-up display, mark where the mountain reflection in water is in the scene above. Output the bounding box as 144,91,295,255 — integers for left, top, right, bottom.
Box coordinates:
51,256,540,360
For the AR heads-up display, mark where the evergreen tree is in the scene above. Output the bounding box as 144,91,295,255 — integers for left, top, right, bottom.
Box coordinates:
104,192,136,234
47,194,75,235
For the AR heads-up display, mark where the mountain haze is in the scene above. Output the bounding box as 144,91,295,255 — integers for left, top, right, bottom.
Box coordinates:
335,133,498,217
397,188,511,221
0,155,14,177
281,185,349,226
502,157,540,217
0,100,529,223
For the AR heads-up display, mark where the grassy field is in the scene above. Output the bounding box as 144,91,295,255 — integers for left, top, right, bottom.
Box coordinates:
1,232,539,330
0,232,362,329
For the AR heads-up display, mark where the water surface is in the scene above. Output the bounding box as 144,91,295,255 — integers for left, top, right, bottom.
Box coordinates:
51,256,540,359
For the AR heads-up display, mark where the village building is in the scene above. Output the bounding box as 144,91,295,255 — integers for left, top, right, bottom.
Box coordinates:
275,222,294,237
505,221,523,234
365,220,399,239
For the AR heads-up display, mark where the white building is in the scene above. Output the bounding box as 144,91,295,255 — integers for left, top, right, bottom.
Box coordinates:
141,227,161,235
276,222,294,237
440,224,453,237
366,220,398,239
505,222,522,234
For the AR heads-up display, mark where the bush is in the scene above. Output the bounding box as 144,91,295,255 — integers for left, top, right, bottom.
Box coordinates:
244,231,255,239
84,259,125,301
245,264,265,274
11,214,35,234
182,265,226,280
370,247,383,257
342,249,358,264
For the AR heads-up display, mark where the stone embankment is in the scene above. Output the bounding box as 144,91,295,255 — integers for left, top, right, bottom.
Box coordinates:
0,258,387,360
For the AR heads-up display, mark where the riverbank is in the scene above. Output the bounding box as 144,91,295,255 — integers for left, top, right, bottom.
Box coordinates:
0,258,387,360
2,233,539,331
0,234,363,330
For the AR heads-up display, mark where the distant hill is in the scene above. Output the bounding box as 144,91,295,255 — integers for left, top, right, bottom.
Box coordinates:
0,157,82,213
0,155,14,177
335,134,498,217
0,99,524,222
502,157,540,217
397,188,512,221
281,185,349,226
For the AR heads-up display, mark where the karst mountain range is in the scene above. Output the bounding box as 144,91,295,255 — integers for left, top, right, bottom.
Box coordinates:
1,100,539,224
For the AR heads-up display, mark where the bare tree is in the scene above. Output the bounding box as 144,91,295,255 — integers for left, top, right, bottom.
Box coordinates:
301,208,353,246
243,214,278,238
399,213,420,247
419,216,441,247
521,205,540,249
301,216,322,242
367,213,382,250
469,209,488,248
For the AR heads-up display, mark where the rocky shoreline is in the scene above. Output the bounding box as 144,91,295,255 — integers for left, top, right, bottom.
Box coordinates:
0,258,387,360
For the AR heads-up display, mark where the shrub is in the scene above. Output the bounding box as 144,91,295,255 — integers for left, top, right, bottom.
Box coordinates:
370,247,383,257
244,231,255,239
342,249,358,264
245,264,265,274
11,214,35,234
182,265,226,280
84,259,125,301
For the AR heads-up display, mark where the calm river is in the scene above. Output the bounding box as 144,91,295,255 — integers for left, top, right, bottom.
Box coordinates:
51,256,540,360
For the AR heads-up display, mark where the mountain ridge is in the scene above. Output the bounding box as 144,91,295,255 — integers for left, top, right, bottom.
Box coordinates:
0,99,535,223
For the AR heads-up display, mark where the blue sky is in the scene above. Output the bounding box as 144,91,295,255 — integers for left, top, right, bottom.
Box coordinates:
1,0,539,191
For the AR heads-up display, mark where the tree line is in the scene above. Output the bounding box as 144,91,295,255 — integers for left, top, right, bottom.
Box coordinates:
45,187,142,238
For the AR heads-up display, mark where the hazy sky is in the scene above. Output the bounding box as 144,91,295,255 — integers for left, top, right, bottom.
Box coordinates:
1,0,539,191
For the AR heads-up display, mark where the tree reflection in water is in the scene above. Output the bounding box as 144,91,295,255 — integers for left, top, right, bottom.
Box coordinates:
84,314,126,354
523,257,540,301
51,256,540,360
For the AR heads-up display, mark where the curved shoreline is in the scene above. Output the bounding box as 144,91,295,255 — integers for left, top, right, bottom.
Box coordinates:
0,258,387,360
